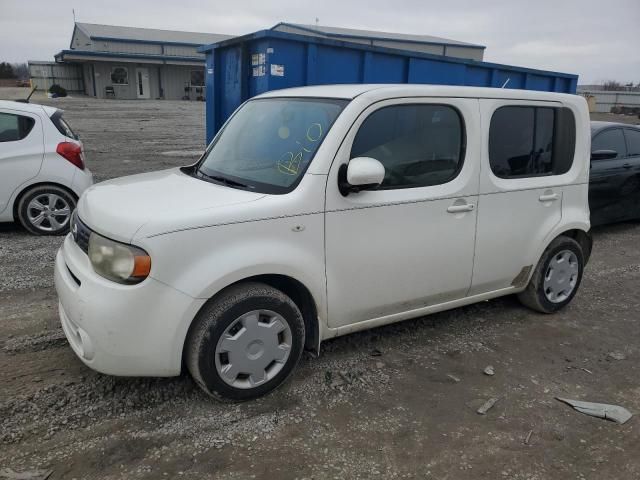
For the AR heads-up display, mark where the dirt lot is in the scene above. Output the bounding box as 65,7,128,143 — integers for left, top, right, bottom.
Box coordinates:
1,88,639,480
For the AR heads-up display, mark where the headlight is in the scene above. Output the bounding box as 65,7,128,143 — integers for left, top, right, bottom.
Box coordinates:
88,232,151,284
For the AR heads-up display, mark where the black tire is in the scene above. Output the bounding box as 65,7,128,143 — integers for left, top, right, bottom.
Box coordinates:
517,236,584,314
186,282,305,402
17,184,76,236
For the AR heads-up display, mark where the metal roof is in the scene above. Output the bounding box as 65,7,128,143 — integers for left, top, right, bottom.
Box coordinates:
272,22,485,49
75,22,231,46
55,49,204,64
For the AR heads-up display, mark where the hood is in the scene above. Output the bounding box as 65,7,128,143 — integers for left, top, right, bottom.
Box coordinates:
77,168,266,242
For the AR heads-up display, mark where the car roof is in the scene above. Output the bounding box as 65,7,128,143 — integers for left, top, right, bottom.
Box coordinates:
590,120,640,132
0,100,58,117
255,84,578,102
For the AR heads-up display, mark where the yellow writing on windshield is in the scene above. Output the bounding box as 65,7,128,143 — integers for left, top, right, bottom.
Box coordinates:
277,123,324,175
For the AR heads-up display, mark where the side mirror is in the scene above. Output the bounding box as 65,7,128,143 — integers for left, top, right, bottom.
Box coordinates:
591,149,618,161
338,157,385,196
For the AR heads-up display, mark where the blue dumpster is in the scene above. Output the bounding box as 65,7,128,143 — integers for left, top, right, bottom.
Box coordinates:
199,30,578,143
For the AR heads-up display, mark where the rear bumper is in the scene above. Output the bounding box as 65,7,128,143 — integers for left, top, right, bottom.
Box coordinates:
71,167,93,198
54,234,204,377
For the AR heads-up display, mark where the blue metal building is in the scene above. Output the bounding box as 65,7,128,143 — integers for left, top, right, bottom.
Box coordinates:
199,28,578,142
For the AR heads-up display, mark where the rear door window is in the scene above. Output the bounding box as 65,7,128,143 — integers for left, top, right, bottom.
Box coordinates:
624,129,640,156
592,128,627,159
0,112,35,142
489,106,576,178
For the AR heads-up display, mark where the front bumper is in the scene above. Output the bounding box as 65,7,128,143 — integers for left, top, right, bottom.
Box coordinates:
54,234,204,377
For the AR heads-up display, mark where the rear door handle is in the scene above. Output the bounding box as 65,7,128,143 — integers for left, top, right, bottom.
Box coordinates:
623,163,632,169
447,204,475,213
538,193,559,202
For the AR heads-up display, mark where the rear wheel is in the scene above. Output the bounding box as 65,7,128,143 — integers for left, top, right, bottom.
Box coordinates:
186,282,305,402
17,185,76,236
518,236,584,313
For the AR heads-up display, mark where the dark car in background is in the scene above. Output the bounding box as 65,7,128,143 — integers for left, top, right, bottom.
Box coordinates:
589,122,640,226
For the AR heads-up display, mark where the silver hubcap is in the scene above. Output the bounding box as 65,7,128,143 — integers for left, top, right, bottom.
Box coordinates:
27,193,71,232
543,250,579,303
215,310,292,389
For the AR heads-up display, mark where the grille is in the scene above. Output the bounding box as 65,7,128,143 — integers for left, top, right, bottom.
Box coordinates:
72,214,92,254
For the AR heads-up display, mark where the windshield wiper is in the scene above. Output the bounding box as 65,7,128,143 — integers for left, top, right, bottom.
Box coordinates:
197,171,250,189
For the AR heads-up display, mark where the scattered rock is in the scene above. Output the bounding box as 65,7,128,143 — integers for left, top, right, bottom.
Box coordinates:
483,366,495,376
477,397,501,415
607,351,626,361
0,467,53,480
3,330,67,355
370,348,383,357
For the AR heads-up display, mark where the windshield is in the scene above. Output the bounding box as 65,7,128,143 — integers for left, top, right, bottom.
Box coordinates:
197,97,348,194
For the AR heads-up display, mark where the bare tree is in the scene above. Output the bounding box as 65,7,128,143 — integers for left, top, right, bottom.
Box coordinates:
11,62,29,80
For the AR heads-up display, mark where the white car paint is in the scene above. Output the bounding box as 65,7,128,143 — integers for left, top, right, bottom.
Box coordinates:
54,85,591,377
0,100,93,224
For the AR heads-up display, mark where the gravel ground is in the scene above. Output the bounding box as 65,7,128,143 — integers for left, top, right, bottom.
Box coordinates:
1,88,639,479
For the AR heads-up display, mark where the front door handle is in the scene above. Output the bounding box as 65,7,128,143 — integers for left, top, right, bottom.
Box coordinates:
447,204,475,213
623,163,632,169
539,193,559,202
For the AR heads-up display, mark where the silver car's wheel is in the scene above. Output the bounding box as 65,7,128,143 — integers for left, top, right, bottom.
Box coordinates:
27,193,72,233
17,185,77,236
215,309,292,389
543,250,579,303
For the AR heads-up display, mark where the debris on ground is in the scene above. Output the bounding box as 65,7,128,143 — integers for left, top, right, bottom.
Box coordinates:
370,348,383,357
556,398,633,424
477,397,501,415
446,374,461,383
524,430,534,445
0,468,53,480
326,369,372,389
483,365,495,376
607,351,627,361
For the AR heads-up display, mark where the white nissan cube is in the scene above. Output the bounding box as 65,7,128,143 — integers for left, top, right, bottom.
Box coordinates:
0,100,93,235
55,85,592,401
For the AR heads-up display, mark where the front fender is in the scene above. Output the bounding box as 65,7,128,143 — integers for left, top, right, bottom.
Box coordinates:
143,213,327,323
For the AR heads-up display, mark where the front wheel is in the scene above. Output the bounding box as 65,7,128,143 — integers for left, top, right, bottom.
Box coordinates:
186,282,305,402
518,236,585,314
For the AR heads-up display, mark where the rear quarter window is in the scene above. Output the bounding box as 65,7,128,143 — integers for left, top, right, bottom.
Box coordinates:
489,106,576,178
50,111,78,140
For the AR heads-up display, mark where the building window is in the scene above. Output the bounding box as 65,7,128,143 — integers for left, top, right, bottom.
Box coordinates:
190,69,205,87
350,104,465,189
489,106,575,178
110,66,129,85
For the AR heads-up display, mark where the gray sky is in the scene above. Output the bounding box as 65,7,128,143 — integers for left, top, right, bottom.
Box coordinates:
1,0,638,84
